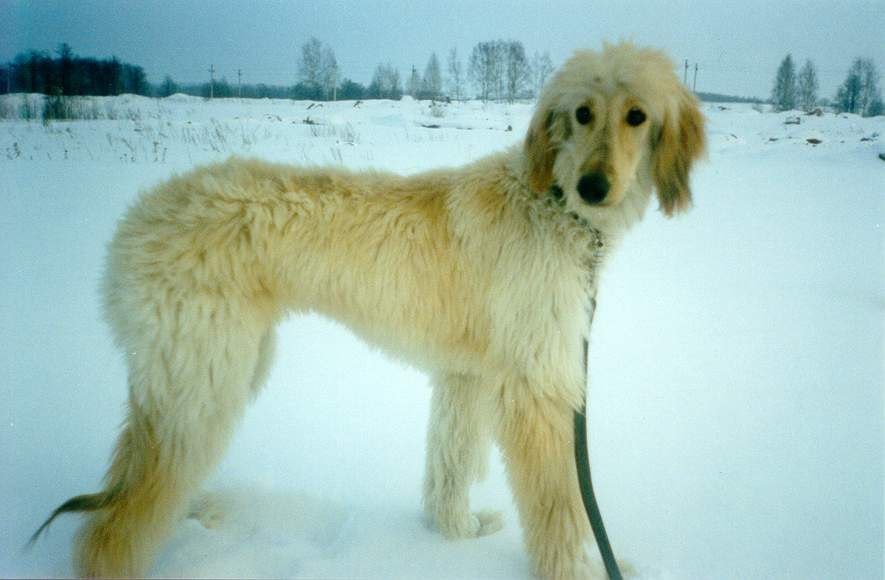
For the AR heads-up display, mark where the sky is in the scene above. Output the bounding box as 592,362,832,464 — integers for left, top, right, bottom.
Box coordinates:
1,0,883,99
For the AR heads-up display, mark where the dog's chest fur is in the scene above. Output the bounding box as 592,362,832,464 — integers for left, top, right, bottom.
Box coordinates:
418,151,625,400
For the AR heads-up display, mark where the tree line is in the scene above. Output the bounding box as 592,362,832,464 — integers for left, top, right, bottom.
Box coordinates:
257,37,555,102
771,53,883,116
5,41,881,116
0,39,555,103
1,43,149,97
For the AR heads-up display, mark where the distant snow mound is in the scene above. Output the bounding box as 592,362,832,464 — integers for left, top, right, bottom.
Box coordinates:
165,93,198,102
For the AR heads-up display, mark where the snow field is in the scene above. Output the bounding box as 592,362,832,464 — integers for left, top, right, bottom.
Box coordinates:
2,94,882,578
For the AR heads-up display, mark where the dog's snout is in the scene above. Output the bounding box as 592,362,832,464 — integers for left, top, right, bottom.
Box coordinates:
577,174,610,204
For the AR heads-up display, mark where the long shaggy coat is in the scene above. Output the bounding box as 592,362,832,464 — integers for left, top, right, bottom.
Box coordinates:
38,42,704,579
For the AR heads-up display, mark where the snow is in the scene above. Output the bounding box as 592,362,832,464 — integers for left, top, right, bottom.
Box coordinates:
2,95,883,579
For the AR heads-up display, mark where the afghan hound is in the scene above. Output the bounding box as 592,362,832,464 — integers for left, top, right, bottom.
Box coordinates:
35,42,704,579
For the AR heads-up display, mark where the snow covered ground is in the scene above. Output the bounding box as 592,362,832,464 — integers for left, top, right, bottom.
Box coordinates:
2,94,883,579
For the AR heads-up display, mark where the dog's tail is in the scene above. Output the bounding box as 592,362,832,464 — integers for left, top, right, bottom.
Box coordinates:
27,486,120,548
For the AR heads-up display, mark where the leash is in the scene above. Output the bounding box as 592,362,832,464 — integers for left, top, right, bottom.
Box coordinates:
575,303,622,579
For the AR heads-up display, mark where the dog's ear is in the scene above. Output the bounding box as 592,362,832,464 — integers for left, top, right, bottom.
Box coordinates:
525,107,559,194
653,89,705,216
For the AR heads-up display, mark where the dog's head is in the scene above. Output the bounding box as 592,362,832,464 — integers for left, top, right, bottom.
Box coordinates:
525,42,705,218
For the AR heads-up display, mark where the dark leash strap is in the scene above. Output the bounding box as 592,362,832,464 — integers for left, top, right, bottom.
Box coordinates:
575,299,623,579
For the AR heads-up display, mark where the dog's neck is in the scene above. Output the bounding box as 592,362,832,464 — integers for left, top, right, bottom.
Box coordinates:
551,179,654,245
503,145,654,247
507,147,652,247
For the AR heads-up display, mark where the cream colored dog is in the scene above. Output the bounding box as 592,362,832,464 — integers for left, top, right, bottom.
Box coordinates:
36,42,704,579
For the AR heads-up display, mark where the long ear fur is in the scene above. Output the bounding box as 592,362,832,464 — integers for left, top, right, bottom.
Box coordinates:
653,89,706,216
525,107,559,194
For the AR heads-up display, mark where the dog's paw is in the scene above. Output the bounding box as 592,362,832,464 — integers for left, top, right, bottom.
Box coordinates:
615,558,637,578
473,509,504,536
549,555,607,580
187,491,226,529
573,549,635,580
428,509,504,539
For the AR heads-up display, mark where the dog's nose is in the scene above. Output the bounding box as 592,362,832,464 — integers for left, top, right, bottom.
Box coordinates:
577,174,610,204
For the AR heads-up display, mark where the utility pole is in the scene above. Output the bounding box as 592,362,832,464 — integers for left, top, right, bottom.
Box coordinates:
693,63,698,92
237,68,242,98
208,64,215,99
684,59,689,85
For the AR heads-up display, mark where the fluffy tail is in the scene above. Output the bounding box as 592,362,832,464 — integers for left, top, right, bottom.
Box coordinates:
27,486,120,548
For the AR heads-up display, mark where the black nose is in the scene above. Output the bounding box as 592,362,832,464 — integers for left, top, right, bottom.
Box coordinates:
577,173,610,204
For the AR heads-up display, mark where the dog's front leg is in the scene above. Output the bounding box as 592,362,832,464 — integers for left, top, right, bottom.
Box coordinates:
423,373,503,538
497,386,598,580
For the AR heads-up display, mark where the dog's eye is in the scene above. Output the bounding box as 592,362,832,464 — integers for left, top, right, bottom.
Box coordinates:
626,108,646,126
575,106,592,125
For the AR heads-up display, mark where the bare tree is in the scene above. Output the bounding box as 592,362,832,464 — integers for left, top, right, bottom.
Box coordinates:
469,41,504,101
771,53,797,111
504,41,529,102
320,45,338,100
447,47,464,100
298,37,323,90
298,38,338,100
369,62,402,100
530,51,554,97
490,41,506,100
468,42,488,101
858,58,881,117
797,59,818,112
422,52,442,100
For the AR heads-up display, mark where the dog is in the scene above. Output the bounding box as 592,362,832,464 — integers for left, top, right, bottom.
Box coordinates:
34,42,704,579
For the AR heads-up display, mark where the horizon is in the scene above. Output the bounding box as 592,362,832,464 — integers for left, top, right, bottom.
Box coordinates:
2,0,883,101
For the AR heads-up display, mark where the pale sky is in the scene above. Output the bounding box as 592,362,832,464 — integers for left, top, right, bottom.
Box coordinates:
2,0,883,99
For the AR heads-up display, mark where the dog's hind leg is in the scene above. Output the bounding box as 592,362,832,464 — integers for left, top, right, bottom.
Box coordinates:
423,373,503,539
496,386,595,580
187,327,277,530
248,328,278,397
73,300,272,578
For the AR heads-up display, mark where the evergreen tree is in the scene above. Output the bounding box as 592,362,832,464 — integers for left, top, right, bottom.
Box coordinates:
447,47,464,101
337,78,366,100
159,75,178,97
835,58,877,115
407,65,422,97
422,52,442,100
771,54,797,111
57,42,74,95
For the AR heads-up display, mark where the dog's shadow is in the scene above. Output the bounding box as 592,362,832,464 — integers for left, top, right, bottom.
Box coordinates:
151,486,357,578
149,484,535,579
